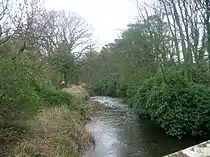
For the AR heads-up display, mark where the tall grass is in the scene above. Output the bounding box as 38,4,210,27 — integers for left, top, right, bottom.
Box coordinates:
13,106,94,157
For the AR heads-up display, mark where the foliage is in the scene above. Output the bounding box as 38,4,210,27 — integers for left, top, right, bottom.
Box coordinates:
39,85,72,106
0,0,93,156
0,59,41,121
92,73,119,97
2,0,210,146
78,14,210,139
89,63,210,138
115,81,128,97
92,77,128,98
0,59,96,156
0,59,73,122
130,71,210,138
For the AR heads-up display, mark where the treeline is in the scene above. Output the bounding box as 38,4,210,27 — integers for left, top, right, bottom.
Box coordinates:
0,0,94,156
0,0,93,120
79,0,210,139
0,0,93,86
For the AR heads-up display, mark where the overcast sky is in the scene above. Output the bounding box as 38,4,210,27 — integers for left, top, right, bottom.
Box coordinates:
45,0,138,49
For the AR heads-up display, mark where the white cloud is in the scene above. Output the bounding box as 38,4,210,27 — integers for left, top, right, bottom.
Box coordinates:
45,0,137,49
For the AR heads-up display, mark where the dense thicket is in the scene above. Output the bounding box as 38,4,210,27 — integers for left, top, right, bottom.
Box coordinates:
79,0,210,138
0,59,73,123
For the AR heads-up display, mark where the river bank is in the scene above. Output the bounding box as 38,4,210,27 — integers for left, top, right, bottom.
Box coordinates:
0,85,100,157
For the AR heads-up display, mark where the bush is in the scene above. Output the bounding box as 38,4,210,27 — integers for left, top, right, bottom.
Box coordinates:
0,59,72,123
92,75,129,98
115,81,128,97
39,85,72,106
131,70,210,138
126,72,163,109
92,74,119,97
0,60,41,121
124,85,137,107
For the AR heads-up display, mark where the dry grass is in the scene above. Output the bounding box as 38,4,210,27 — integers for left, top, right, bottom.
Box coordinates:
9,85,104,157
63,85,104,121
12,105,94,157
63,85,89,102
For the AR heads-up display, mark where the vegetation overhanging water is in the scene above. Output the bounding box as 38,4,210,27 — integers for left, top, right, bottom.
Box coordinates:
84,96,208,157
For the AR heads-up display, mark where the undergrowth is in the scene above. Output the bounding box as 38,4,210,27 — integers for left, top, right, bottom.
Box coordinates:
12,105,94,157
0,59,95,156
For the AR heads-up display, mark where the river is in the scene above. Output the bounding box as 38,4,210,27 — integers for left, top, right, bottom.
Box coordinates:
83,96,206,157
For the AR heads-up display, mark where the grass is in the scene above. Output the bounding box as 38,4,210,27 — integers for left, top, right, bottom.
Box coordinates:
64,85,105,121
12,105,94,157
0,60,99,156
63,85,89,102
1,85,100,157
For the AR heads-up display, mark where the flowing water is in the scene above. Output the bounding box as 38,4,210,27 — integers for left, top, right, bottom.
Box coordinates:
83,96,206,157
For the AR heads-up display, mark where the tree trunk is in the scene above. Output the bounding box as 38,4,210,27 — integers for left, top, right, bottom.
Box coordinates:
171,0,188,81
205,0,210,83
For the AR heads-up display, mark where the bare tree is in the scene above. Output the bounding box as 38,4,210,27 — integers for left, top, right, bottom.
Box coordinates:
55,11,93,58
0,0,12,45
37,10,94,84
135,0,209,82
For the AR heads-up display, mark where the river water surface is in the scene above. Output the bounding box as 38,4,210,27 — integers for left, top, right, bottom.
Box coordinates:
83,96,206,157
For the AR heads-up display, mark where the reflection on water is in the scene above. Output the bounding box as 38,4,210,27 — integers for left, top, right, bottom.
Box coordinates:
84,97,206,157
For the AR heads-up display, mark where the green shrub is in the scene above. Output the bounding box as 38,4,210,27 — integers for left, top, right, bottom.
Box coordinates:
104,78,117,97
0,59,72,123
0,60,41,121
147,83,210,138
93,81,104,96
126,72,163,109
124,85,136,106
92,74,119,97
131,70,210,138
39,85,72,106
115,81,128,97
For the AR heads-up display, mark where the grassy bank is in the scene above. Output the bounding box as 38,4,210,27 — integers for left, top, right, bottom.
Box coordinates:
1,85,97,157
0,60,98,157
12,105,94,157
